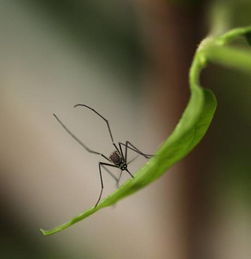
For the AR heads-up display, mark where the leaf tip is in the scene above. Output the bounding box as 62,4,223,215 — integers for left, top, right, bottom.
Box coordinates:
40,228,49,236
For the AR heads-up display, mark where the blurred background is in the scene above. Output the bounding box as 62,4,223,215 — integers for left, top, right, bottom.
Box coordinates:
0,0,250,258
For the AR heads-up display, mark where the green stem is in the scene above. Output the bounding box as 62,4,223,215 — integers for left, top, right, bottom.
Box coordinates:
189,50,205,87
189,37,211,87
205,45,251,72
216,26,251,45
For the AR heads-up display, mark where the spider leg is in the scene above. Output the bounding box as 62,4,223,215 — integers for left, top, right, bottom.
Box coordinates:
119,142,127,162
116,170,123,188
53,113,110,161
116,167,135,188
101,165,119,183
95,162,118,207
118,142,125,160
119,141,153,161
74,104,120,153
125,168,134,178
127,155,139,165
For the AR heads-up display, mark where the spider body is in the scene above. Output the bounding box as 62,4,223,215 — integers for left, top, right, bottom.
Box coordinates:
53,104,152,207
109,151,127,170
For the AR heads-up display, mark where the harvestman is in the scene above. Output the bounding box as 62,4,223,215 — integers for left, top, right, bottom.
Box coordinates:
53,104,153,207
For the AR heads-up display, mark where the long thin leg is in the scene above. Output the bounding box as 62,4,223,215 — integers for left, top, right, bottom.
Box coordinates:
119,142,139,163
120,141,153,161
118,142,125,161
74,104,117,148
116,170,123,188
53,113,109,161
126,141,153,159
127,155,139,165
95,162,118,207
119,142,132,162
101,164,119,183
118,142,128,163
125,168,134,178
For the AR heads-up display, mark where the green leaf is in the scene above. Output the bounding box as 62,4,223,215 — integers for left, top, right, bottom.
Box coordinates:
40,62,216,236
40,87,216,236
41,26,251,236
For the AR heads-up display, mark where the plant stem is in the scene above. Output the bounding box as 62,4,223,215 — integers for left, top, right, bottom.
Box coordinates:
205,45,251,73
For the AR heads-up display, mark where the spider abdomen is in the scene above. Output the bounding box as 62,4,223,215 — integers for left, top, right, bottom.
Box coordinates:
109,151,122,165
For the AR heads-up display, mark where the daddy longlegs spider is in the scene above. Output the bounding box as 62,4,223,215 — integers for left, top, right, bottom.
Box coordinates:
53,104,153,207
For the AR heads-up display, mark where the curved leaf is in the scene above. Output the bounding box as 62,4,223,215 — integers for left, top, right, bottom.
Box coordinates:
41,87,216,236
41,26,251,236
40,63,216,236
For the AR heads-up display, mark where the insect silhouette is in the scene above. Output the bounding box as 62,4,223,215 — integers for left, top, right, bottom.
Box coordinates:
53,104,153,207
